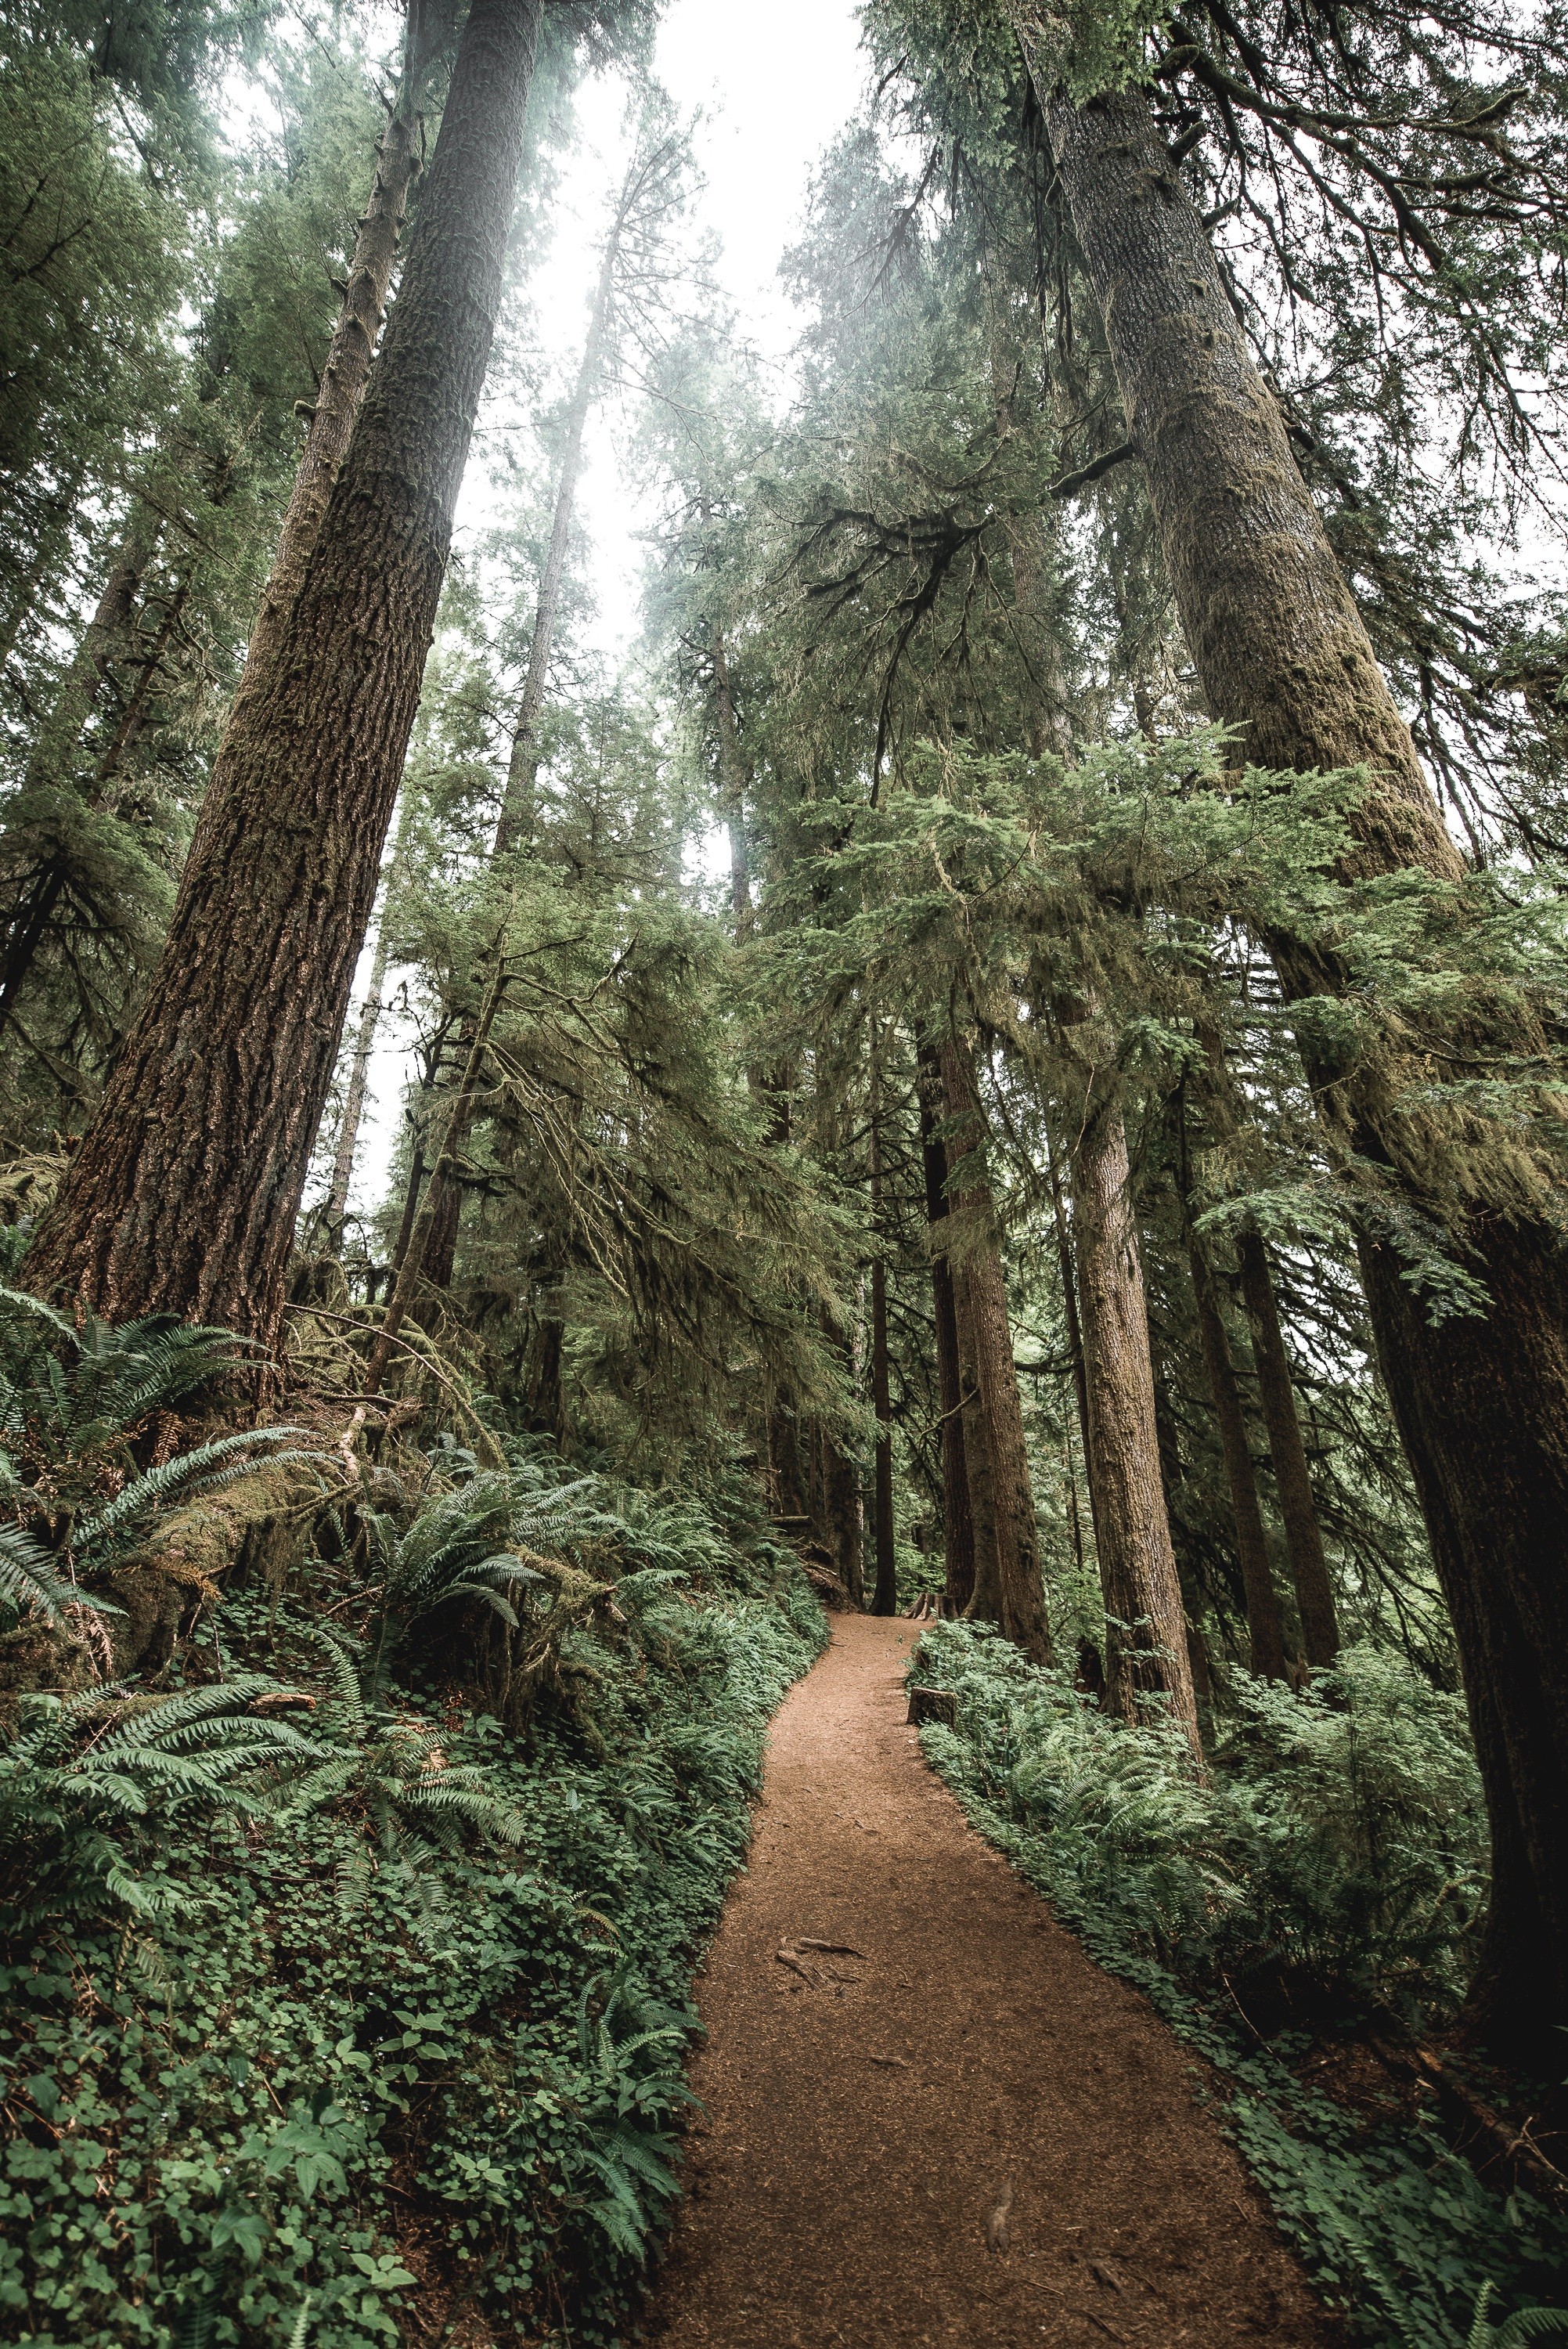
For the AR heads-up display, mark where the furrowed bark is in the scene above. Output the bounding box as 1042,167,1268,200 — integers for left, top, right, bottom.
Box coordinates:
939,1039,1051,1664
1066,1067,1200,1752
236,5,433,690
1018,34,1568,2037
27,0,544,1347
1235,1228,1340,1667
917,1044,975,1612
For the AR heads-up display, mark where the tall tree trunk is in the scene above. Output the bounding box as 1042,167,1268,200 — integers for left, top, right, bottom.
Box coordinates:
868,1037,898,1616
917,1045,975,1612
939,1039,1051,1663
27,0,544,1344
365,952,509,1391
492,234,617,861
1234,1228,1340,1668
821,1413,865,1606
235,6,434,691
1066,1063,1200,1752
1045,1137,1098,1546
417,228,619,1293
19,510,162,799
1018,36,1568,2035
1186,1232,1289,1678
710,623,753,931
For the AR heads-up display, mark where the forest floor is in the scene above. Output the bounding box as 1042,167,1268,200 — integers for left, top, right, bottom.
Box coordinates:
643,1613,1339,2349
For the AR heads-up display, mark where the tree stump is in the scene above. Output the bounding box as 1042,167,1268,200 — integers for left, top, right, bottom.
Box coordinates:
907,1687,958,1728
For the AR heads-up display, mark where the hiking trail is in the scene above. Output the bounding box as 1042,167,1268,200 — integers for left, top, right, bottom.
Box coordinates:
646,1614,1336,2349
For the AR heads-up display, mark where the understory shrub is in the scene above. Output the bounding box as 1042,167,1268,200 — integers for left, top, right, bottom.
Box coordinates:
0,1444,824,2348
910,1619,1567,2349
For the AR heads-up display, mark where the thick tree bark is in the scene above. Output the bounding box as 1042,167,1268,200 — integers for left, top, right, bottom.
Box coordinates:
27,0,543,1344
1066,1067,1200,1752
939,1039,1051,1663
1235,1228,1340,1668
1022,39,1568,2039
236,8,433,691
1186,1234,1289,1679
917,1045,975,1612
868,1044,898,1616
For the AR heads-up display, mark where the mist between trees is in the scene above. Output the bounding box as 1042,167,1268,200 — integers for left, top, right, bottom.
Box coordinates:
2,0,1567,2342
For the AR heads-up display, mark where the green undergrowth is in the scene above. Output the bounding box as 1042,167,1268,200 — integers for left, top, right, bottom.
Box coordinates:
907,1619,1568,2349
0,1444,824,2349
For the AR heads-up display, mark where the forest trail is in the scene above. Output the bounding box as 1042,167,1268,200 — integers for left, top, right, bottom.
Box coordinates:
646,1615,1336,2349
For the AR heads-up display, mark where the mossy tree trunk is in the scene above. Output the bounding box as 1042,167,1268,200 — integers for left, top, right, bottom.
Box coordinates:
1025,46,1568,2038
27,0,543,1348
1065,1058,1201,1753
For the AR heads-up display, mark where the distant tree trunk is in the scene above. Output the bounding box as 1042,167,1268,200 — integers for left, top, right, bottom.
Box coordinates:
1186,1233,1289,1679
90,576,190,797
530,1305,564,1443
1021,42,1568,2023
418,228,618,1292
366,953,509,1391
1235,1228,1340,1667
0,510,163,1037
492,234,617,860
917,1045,975,1611
710,624,752,931
951,1247,1004,1624
28,0,544,1345
821,1409,865,1607
868,1040,898,1616
236,3,434,688
20,510,162,796
1065,1062,1200,1752
1045,1138,1098,1545
939,1038,1051,1664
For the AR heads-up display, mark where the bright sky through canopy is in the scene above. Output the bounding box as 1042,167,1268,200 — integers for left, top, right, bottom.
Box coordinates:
355,0,871,1209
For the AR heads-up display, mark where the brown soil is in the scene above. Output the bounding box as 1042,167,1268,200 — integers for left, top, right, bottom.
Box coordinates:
644,1615,1339,2349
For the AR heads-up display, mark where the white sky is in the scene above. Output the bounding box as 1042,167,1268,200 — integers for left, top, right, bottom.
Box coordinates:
341,0,871,1223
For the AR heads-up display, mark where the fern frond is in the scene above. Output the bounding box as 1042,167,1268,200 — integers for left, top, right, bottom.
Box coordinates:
0,1522,81,1620
74,1427,313,1557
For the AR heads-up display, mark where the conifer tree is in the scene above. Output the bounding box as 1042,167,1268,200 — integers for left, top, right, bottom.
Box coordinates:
27,0,551,1345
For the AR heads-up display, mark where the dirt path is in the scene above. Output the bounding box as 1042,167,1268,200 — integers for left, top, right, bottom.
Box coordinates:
645,1614,1336,2349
